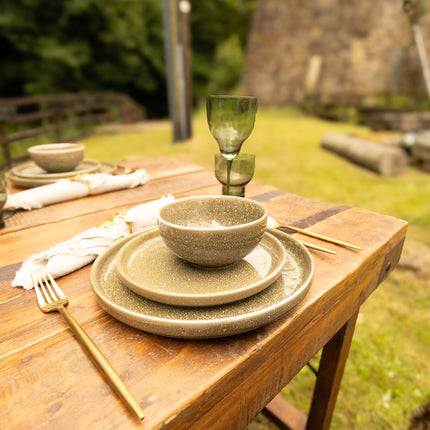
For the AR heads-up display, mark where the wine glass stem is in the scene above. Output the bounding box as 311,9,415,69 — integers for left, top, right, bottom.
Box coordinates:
226,159,233,195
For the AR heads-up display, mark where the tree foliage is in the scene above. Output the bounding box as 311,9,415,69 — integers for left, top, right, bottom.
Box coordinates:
0,0,256,117
190,0,256,99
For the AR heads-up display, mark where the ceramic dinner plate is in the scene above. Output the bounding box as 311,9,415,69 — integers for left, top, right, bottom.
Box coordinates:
116,229,287,307
11,159,101,179
90,228,314,339
8,160,116,188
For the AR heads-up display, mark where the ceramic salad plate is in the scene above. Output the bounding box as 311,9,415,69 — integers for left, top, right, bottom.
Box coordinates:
90,228,314,339
116,228,287,307
8,160,116,188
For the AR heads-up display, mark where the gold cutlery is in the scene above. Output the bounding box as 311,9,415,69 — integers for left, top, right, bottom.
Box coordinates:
277,224,362,250
32,272,144,420
268,216,362,251
266,227,337,255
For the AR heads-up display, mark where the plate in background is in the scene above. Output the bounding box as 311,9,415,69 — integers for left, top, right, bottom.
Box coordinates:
12,159,101,179
8,160,116,188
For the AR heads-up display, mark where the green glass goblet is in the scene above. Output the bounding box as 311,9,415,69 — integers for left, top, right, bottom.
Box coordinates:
207,95,257,194
214,153,255,197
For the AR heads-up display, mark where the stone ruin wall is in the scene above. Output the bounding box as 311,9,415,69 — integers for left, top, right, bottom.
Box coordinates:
241,0,430,106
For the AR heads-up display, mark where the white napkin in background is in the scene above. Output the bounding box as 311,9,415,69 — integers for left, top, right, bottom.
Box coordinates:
12,194,175,289
6,169,149,210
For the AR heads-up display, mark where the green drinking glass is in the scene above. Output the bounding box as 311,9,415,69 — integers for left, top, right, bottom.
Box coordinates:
215,153,255,197
207,95,257,194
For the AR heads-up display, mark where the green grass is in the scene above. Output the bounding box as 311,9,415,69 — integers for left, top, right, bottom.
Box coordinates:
83,106,430,429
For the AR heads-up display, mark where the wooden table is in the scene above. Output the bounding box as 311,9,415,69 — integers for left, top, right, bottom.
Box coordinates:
0,157,407,430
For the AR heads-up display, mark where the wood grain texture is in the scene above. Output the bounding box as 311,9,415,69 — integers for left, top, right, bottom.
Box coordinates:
305,310,359,430
0,157,408,430
263,394,307,430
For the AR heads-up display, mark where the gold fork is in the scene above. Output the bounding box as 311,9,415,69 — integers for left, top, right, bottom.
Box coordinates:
32,272,144,420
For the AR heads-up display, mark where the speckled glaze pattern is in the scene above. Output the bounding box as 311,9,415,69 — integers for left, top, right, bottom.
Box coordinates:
8,160,115,188
157,195,268,267
90,228,314,339
12,159,101,179
28,143,84,172
116,228,286,306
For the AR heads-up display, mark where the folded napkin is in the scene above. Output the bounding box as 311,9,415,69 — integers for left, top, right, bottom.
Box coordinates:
6,169,149,210
12,194,175,289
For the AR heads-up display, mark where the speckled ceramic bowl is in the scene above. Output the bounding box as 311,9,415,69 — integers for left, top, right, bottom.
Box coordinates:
157,195,268,267
28,143,84,172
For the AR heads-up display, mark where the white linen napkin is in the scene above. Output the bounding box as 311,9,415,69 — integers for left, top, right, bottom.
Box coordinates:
6,169,149,210
12,194,175,289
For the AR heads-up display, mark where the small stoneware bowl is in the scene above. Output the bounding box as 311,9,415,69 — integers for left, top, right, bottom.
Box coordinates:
28,143,84,173
157,195,268,267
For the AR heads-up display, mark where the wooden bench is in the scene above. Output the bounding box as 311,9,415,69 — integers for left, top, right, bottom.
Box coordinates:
0,92,143,168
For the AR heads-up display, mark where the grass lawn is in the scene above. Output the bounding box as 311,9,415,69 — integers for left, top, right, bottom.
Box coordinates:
82,106,430,429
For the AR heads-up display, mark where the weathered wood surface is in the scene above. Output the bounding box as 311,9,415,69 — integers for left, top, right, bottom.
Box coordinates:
321,132,409,175
0,157,407,430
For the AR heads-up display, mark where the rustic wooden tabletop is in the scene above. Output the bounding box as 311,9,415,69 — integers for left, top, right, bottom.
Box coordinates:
0,157,407,430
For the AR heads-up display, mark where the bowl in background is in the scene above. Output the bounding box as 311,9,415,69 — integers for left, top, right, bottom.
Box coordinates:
28,143,84,173
157,195,268,267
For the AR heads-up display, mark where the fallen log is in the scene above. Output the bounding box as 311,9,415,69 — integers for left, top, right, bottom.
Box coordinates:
321,133,409,176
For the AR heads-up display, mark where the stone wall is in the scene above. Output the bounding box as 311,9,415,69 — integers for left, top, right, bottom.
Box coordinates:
241,0,430,106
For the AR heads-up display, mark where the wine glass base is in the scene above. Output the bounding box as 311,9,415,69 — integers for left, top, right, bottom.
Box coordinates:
221,185,246,198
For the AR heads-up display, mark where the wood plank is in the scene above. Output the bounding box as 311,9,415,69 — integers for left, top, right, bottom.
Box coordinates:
305,310,359,430
263,395,307,430
262,310,360,430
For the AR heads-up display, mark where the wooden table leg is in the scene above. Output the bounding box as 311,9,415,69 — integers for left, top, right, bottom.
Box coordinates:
305,309,359,430
263,309,359,430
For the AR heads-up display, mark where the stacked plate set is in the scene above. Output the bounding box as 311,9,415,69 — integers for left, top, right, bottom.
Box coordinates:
90,196,314,339
9,143,115,188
